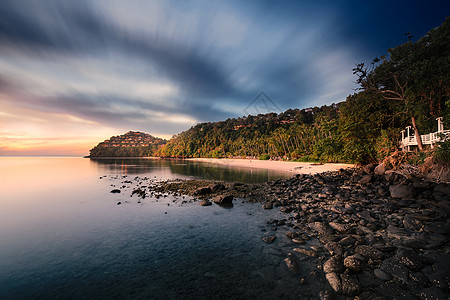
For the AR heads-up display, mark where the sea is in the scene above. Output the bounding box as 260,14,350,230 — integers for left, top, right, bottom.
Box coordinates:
0,157,323,299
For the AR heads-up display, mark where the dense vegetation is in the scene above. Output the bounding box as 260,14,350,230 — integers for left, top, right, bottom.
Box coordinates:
89,131,166,157
158,18,450,164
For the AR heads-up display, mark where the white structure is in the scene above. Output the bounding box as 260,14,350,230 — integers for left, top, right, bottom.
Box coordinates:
401,117,450,151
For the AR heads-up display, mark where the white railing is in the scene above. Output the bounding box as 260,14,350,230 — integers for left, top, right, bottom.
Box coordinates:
401,129,450,148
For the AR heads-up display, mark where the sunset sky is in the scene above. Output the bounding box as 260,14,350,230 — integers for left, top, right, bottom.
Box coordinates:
1,0,449,156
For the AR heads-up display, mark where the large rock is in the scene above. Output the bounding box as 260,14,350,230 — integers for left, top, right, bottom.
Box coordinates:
208,183,225,193
354,245,383,260
340,274,361,296
344,256,364,273
374,163,389,176
326,272,341,293
389,184,414,198
284,253,299,273
194,187,212,195
323,256,345,274
212,194,233,204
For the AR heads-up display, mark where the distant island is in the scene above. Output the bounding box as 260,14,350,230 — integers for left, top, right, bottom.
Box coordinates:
88,131,166,157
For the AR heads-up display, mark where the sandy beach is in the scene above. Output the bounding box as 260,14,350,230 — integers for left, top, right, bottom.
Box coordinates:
189,158,354,174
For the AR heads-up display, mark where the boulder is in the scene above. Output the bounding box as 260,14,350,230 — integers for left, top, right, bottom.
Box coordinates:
359,175,373,184
389,184,414,198
326,272,341,293
212,194,233,204
344,256,364,273
199,200,212,206
208,183,225,193
374,163,389,176
194,187,212,195
323,256,345,274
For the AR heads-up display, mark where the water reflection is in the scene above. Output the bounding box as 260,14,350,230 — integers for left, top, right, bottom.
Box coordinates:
90,158,291,183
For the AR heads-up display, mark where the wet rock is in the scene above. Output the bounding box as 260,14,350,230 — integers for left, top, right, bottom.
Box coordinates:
194,187,212,196
340,274,361,296
262,235,276,243
293,247,318,258
326,272,341,293
323,256,345,274
374,268,391,281
329,222,352,234
208,183,225,193
262,202,273,209
319,290,335,300
344,255,364,273
381,257,409,284
110,189,121,193
199,200,212,206
212,194,233,204
389,184,414,198
354,245,383,260
285,231,298,239
324,242,343,256
308,222,331,235
292,238,306,244
284,253,299,273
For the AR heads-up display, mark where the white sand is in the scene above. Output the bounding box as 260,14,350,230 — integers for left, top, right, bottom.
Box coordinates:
188,158,354,175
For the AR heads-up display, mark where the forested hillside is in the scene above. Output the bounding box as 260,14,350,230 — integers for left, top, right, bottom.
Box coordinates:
158,18,450,164
89,131,166,157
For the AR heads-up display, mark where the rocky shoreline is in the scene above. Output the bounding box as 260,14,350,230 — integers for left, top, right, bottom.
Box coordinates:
106,164,449,299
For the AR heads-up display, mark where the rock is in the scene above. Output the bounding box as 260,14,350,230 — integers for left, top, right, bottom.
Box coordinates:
199,200,212,206
208,183,225,193
284,253,299,273
354,245,383,260
324,242,343,256
212,194,233,204
339,236,357,247
329,222,352,234
194,187,212,195
374,163,388,176
389,184,414,198
420,287,449,300
363,164,377,174
359,175,373,184
434,183,450,195
262,202,273,209
262,235,276,243
323,256,345,274
293,247,318,258
110,189,121,193
403,215,422,231
116,201,121,205
344,256,364,273
319,290,336,300
374,268,391,281
340,274,361,296
285,231,298,239
308,222,331,235
395,249,422,271
292,238,306,244
326,272,341,293
381,257,409,284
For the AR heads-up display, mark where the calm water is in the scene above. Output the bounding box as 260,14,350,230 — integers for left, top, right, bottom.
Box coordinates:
0,157,319,299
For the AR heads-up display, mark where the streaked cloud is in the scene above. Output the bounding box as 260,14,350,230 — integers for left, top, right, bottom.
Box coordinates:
0,0,448,155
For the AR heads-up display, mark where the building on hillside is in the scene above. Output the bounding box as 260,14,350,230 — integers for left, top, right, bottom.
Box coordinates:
401,117,450,152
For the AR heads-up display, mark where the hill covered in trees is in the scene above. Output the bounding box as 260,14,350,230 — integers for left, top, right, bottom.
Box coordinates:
89,131,166,157
158,18,450,164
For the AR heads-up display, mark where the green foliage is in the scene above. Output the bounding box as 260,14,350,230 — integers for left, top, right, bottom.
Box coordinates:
259,154,270,160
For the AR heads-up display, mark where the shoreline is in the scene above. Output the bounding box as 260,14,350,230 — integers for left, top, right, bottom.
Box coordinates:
188,158,354,174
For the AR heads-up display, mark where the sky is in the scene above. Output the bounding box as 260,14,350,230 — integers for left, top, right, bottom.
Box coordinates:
1,0,449,156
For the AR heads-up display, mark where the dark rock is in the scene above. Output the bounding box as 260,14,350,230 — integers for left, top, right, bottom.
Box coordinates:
262,202,273,209
359,175,373,184
354,245,383,260
279,206,291,213
194,187,212,195
374,268,391,281
339,236,357,247
284,253,299,273
212,194,233,204
208,183,225,193
293,247,318,258
403,215,422,231
376,282,419,300
292,238,306,244
323,256,345,274
199,200,212,206
381,257,409,284
389,184,414,198
319,290,336,300
363,164,377,174
419,287,448,300
324,241,343,256
329,222,352,234
395,249,422,271
308,222,331,235
340,274,361,296
262,235,276,243
285,231,298,239
434,183,450,195
344,255,364,273
326,272,341,293
116,201,121,205
110,189,121,193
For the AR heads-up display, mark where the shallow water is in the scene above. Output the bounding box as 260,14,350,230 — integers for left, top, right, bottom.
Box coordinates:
0,157,320,299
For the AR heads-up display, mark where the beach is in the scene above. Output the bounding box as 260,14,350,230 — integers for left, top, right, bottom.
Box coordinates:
189,158,354,174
